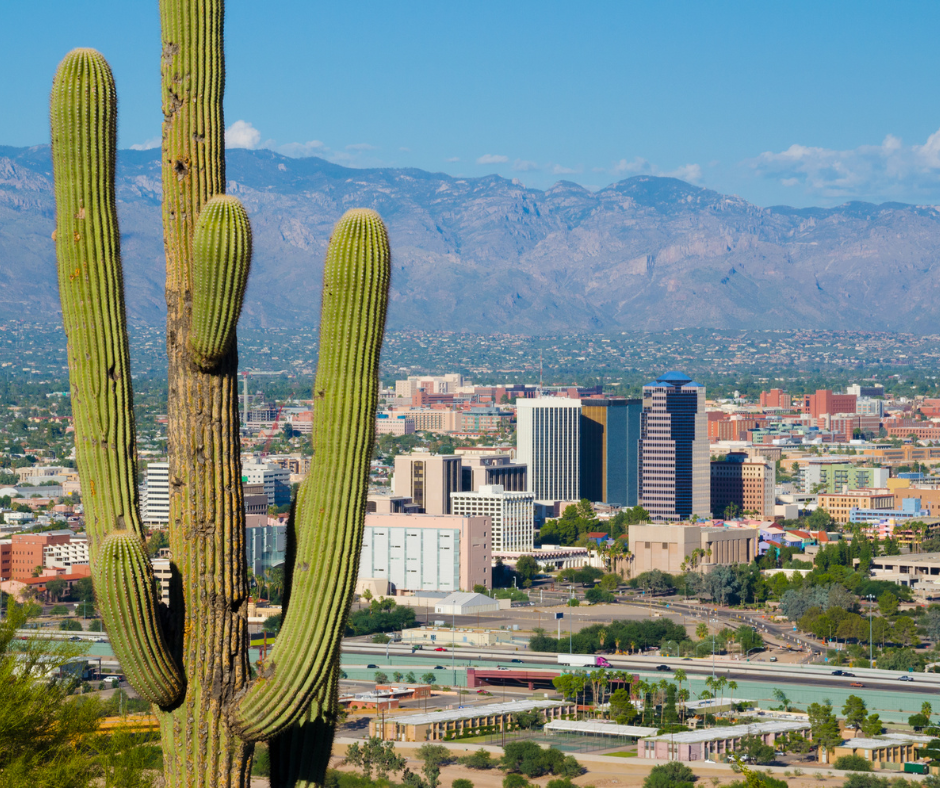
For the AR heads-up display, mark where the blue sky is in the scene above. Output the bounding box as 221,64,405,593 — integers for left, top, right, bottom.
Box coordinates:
6,1,940,207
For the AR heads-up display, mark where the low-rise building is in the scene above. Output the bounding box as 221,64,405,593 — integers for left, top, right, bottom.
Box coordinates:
825,733,934,768
375,413,416,436
640,720,810,762
623,523,758,578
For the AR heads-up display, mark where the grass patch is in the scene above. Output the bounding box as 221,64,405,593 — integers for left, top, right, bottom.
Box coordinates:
605,751,637,758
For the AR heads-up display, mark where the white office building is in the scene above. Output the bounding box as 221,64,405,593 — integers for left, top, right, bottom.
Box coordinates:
450,484,535,552
143,462,170,525
242,458,291,507
516,398,581,503
43,537,89,571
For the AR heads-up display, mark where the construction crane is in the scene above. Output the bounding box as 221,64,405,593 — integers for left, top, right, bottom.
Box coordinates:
240,369,288,428
261,404,285,455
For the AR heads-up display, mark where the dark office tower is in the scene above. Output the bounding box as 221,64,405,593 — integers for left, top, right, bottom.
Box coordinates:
580,398,642,506
639,371,710,521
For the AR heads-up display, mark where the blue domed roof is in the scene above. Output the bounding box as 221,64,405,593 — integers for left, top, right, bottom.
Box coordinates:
645,370,703,388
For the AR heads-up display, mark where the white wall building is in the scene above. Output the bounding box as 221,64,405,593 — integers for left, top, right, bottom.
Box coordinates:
516,398,581,503
143,462,170,525
450,484,534,552
358,513,491,593
43,537,89,571
242,458,291,507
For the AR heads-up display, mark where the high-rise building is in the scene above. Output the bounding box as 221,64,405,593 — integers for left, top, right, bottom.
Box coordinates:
241,458,292,507
142,462,170,525
580,398,642,507
450,484,535,552
516,398,581,503
392,454,463,515
638,371,709,521
710,452,775,518
460,454,528,493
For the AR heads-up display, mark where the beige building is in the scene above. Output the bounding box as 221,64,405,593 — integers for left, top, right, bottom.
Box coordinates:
459,453,527,492
624,523,758,578
710,453,775,517
824,734,934,768
450,484,535,552
399,625,516,648
393,454,463,515
359,513,492,592
375,414,416,436
817,489,894,523
392,408,459,434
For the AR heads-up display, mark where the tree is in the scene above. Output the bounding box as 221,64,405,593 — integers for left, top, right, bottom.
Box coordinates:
59,619,83,632
771,688,792,712
453,781,474,788
832,754,872,772
808,701,842,758
458,750,495,770
585,586,615,604
405,672,417,683
842,695,867,732
877,591,898,618
733,734,775,765
515,555,539,584
45,577,66,601
47,3,390,782
642,761,695,788
421,672,437,685
861,714,883,737
261,613,282,636
892,616,920,646
696,622,709,640
609,688,638,724
344,738,408,781
411,743,454,788
374,672,389,684
909,713,930,730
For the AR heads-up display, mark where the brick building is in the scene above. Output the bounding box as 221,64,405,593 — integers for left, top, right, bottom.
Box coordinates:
710,452,775,517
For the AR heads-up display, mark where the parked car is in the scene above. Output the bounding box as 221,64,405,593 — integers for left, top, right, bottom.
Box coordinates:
769,656,778,662
899,675,914,682
656,664,671,672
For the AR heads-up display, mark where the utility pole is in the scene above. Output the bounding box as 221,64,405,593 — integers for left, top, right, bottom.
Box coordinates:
866,593,876,666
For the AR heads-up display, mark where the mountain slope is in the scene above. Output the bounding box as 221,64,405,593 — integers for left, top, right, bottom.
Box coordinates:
1,144,939,333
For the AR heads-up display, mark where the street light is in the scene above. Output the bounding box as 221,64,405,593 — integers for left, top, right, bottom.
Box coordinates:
866,593,876,666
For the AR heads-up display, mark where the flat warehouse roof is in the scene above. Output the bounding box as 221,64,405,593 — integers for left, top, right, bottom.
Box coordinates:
389,699,564,727
545,720,658,737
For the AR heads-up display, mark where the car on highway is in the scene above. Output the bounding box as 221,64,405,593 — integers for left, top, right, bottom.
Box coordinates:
850,681,865,688
899,675,914,682
511,658,523,663
831,670,855,677
433,665,445,670
655,665,671,672
433,647,447,652
366,664,379,669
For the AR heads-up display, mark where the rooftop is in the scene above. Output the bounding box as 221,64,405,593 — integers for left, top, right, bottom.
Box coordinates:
645,720,808,743
544,719,657,738
388,699,564,727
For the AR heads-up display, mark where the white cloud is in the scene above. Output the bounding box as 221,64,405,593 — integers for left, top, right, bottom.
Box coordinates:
609,156,702,183
130,136,160,151
225,120,262,149
748,128,940,199
477,154,509,165
399,146,411,152
346,143,377,151
551,163,581,175
445,156,461,163
277,140,325,158
512,159,539,172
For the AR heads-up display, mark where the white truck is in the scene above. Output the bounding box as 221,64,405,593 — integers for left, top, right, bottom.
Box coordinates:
556,654,611,667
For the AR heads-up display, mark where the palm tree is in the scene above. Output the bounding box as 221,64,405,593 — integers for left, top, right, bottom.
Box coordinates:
677,687,690,725
772,687,792,712
657,679,669,728
727,680,738,710
696,622,709,640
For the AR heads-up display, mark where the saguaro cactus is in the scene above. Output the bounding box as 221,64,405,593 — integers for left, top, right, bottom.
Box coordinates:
49,6,390,788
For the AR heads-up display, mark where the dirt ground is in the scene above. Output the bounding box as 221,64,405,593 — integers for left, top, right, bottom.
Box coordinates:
250,742,854,788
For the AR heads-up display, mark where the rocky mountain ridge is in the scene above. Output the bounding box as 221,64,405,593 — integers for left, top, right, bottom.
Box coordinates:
1,144,939,333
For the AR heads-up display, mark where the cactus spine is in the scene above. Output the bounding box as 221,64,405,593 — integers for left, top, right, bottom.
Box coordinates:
49,5,391,787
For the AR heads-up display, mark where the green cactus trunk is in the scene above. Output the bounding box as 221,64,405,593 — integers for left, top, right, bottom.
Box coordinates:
50,3,391,787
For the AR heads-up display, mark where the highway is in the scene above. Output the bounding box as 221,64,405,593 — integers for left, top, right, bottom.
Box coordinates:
342,641,939,696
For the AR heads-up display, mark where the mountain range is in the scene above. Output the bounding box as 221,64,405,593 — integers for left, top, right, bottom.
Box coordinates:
2,144,939,334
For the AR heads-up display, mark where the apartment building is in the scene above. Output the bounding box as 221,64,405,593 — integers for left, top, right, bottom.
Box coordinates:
358,513,491,592
710,452,775,517
638,371,710,521
376,414,416,436
798,459,889,495
142,462,170,525
759,389,792,409
9,530,73,580
802,390,857,419
450,484,535,552
817,489,894,523
43,537,89,571
516,398,581,503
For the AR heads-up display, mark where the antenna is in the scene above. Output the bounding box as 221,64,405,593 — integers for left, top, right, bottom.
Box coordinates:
538,349,543,396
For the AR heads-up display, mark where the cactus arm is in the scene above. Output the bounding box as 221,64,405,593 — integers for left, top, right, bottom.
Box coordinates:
234,209,391,740
189,195,252,369
50,48,183,708
97,532,185,705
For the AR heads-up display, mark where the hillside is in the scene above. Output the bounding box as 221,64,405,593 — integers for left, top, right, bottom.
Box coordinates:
2,145,939,333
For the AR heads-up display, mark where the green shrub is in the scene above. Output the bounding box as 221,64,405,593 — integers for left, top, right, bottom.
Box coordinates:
642,761,695,788
832,754,873,772
452,780,473,788
458,750,495,770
